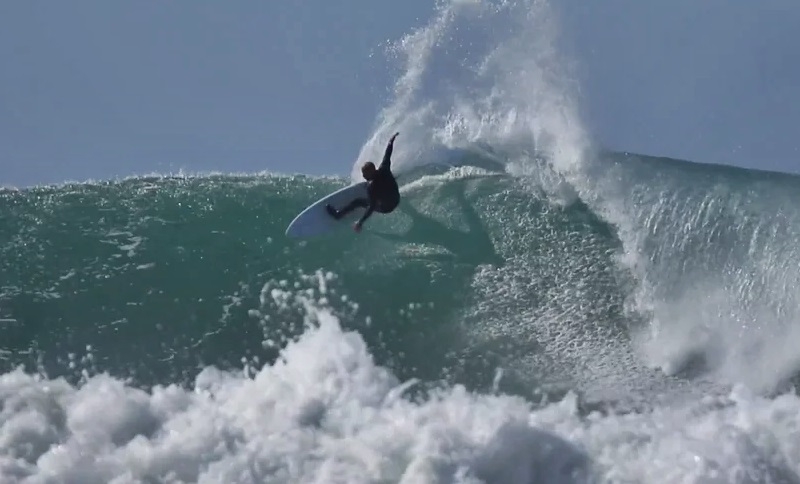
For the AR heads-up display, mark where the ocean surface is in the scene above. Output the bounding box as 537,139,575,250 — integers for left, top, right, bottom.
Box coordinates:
4,1,800,483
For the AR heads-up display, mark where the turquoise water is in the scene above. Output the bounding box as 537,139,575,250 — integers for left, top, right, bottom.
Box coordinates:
2,150,800,482
4,0,800,480
0,161,635,398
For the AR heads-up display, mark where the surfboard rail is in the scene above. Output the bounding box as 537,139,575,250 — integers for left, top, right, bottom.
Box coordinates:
285,181,370,238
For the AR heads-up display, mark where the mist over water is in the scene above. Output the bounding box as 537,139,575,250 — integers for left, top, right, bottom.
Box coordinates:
3,0,800,482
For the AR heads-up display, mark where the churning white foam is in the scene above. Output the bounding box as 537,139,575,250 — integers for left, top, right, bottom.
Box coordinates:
348,0,648,311
350,0,681,404
350,0,800,399
352,0,591,181
2,286,800,483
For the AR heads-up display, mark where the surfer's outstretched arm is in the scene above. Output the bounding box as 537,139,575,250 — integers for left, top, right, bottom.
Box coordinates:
379,132,399,171
355,199,376,230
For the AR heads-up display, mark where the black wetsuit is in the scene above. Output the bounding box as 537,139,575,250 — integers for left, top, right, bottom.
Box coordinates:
328,139,399,225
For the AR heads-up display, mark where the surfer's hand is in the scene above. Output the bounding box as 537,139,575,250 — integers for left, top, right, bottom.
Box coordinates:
390,132,399,142
353,222,362,233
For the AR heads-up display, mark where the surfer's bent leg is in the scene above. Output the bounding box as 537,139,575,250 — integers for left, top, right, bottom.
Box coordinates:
327,198,369,220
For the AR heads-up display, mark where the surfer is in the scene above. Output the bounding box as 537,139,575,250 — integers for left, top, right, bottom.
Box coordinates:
326,132,400,232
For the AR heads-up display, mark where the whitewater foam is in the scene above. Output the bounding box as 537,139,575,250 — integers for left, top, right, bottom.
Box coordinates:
5,1,800,481
2,286,800,483
361,0,800,397
606,155,800,393
352,0,589,181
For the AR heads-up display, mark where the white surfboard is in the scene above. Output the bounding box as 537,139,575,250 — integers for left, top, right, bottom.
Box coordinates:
285,181,370,238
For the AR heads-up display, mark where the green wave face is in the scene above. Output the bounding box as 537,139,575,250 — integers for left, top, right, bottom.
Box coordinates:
3,150,800,405
4,151,800,483
0,159,636,399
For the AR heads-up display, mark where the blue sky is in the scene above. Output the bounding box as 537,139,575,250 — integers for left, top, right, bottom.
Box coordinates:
1,1,798,187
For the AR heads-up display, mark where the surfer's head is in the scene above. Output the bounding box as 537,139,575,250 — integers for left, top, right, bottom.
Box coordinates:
361,161,377,180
